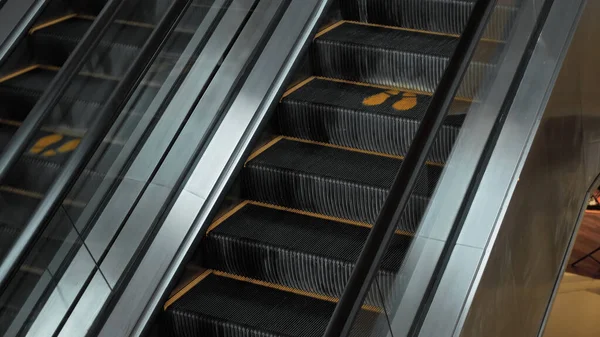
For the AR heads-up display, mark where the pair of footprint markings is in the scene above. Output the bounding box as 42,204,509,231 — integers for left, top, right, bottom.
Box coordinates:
29,134,81,157
362,89,418,111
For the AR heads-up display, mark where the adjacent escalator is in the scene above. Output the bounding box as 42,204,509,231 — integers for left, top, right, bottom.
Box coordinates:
161,1,510,336
0,0,210,332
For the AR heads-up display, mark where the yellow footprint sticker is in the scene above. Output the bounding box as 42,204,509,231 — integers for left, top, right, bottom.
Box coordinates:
363,90,418,111
29,134,63,154
363,90,400,106
29,134,81,157
393,93,418,111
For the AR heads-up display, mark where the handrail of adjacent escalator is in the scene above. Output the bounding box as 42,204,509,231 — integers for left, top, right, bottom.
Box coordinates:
0,0,191,294
0,0,126,182
322,0,498,336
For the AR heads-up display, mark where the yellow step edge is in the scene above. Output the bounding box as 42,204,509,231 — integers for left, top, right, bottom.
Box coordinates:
315,20,346,39
243,134,443,167
29,13,78,34
164,269,212,310
245,136,284,164
0,65,40,84
206,201,249,233
205,198,413,237
282,136,444,167
164,269,382,313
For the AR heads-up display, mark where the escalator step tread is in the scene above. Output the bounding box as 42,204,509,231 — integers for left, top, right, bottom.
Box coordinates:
246,138,440,195
313,22,496,96
244,138,440,228
165,272,383,337
279,77,466,162
318,22,458,58
337,0,518,40
207,203,410,271
203,203,411,304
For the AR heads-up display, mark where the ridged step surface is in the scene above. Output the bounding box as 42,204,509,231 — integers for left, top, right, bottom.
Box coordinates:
164,272,386,337
337,0,519,40
202,202,412,306
243,138,441,231
279,78,466,163
313,22,496,98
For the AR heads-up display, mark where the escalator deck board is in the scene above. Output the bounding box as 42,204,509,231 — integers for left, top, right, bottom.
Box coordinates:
246,138,441,196
165,272,383,337
206,203,411,272
316,22,497,62
313,21,498,96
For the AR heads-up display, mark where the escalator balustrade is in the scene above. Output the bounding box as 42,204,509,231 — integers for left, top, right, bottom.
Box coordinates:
0,0,212,332
162,1,509,336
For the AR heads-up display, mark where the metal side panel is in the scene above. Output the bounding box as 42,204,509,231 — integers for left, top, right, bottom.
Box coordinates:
95,1,330,336
417,0,600,336
0,0,44,64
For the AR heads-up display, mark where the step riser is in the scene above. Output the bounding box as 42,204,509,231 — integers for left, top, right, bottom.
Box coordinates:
164,312,274,337
202,234,396,307
338,0,517,40
243,166,431,232
277,101,461,163
312,41,492,98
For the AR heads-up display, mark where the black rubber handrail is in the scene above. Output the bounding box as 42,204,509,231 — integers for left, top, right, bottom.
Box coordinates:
0,0,191,293
0,0,126,182
323,0,498,336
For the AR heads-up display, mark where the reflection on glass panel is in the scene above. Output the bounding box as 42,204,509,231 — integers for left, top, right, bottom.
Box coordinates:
0,0,220,334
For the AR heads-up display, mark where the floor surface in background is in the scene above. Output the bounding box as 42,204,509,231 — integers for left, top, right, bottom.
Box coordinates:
566,211,600,279
543,272,600,337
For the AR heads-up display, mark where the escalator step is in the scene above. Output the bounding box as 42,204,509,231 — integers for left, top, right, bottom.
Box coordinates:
243,138,442,231
164,272,386,337
337,0,518,40
202,202,412,306
279,77,467,163
30,18,193,83
313,21,497,97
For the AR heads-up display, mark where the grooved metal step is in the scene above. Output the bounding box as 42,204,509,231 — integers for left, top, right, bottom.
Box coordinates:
202,202,412,306
313,21,497,98
279,77,467,163
243,138,442,231
163,272,388,337
337,0,518,40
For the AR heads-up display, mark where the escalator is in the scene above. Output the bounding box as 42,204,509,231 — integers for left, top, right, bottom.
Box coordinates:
0,0,209,332
160,1,508,336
